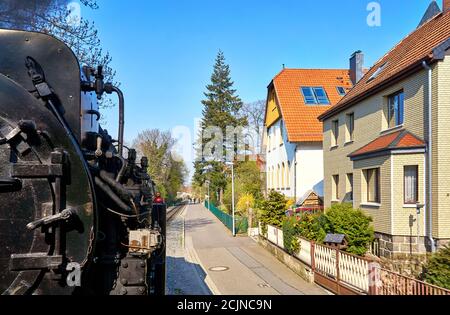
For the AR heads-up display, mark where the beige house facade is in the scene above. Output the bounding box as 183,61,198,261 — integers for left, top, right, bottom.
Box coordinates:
319,7,450,258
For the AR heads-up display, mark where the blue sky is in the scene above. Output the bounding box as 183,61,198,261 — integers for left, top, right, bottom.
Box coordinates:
82,0,434,150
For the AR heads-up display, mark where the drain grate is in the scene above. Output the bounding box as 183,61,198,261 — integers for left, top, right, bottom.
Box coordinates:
209,266,229,272
258,283,271,288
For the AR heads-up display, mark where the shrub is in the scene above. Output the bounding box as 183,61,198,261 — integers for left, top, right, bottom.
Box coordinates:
282,216,300,254
324,203,374,256
237,193,255,214
259,190,287,229
422,245,450,289
297,213,329,242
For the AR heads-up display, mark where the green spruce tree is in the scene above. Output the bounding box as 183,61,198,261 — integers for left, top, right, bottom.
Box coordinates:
193,51,247,205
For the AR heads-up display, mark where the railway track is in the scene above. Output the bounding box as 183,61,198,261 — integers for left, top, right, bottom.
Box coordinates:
166,203,187,222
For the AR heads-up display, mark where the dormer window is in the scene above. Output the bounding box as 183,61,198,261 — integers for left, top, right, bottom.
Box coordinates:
301,87,330,105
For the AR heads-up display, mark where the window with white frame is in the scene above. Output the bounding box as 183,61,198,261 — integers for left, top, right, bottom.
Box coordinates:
404,165,418,204
301,87,330,105
387,90,404,128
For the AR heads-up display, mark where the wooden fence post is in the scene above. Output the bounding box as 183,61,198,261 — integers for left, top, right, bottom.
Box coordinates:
336,248,340,295
311,241,315,273
368,263,378,295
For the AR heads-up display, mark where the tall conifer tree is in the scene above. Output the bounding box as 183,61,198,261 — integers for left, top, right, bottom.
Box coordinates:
193,51,247,204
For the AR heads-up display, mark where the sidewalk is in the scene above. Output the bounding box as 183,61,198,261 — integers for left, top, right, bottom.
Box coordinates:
179,204,328,295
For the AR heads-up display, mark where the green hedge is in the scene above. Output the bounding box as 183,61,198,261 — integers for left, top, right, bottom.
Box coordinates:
280,203,374,256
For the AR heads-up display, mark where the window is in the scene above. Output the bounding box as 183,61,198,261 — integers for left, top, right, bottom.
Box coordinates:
281,163,285,189
388,91,404,128
332,175,340,200
301,87,316,104
364,168,380,203
271,167,275,189
314,87,330,104
277,165,280,189
287,161,291,188
404,166,418,204
301,87,330,105
331,120,339,146
346,173,354,201
279,124,284,146
337,86,346,96
367,62,388,82
346,113,354,142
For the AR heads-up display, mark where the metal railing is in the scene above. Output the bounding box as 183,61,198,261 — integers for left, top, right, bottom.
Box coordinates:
205,201,248,234
374,267,450,295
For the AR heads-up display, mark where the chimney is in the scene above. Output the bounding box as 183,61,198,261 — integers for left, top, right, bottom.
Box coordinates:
350,50,364,85
444,0,450,12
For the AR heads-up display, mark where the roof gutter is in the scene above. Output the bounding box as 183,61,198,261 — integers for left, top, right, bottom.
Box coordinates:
320,38,450,122
318,58,432,121
422,60,436,252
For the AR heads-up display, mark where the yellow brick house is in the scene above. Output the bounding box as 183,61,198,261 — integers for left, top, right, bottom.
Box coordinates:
318,3,450,258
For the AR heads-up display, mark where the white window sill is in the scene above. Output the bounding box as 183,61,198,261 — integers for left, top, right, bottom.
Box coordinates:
380,125,404,135
403,204,418,208
330,145,339,150
360,202,381,208
331,199,340,203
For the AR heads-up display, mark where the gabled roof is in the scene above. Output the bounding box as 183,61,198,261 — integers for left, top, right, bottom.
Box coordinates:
270,68,352,142
319,10,450,121
348,130,426,160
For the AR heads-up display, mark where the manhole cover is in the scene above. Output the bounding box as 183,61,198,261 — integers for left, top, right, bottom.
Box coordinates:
209,266,229,272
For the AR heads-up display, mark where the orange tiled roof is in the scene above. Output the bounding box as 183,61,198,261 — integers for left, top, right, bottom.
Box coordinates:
348,130,425,160
319,10,450,121
272,68,352,142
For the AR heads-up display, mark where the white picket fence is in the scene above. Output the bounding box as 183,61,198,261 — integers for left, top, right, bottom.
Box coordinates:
260,224,450,295
261,224,370,294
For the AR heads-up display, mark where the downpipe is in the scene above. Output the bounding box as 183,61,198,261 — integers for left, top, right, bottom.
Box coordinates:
422,60,436,252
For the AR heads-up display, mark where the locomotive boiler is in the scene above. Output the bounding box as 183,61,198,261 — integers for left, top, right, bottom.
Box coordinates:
0,29,166,295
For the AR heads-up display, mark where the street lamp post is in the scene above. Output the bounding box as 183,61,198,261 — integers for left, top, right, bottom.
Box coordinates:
226,161,235,237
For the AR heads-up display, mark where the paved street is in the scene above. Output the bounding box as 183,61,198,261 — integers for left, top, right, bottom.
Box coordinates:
166,204,328,295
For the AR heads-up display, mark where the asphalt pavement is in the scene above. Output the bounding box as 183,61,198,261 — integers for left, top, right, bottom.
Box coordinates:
166,203,328,295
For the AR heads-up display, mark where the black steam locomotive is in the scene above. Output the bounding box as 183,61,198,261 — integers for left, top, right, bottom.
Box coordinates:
0,29,166,295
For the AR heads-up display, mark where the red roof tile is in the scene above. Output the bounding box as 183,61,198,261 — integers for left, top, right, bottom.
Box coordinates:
348,130,425,159
271,69,352,142
319,11,450,121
